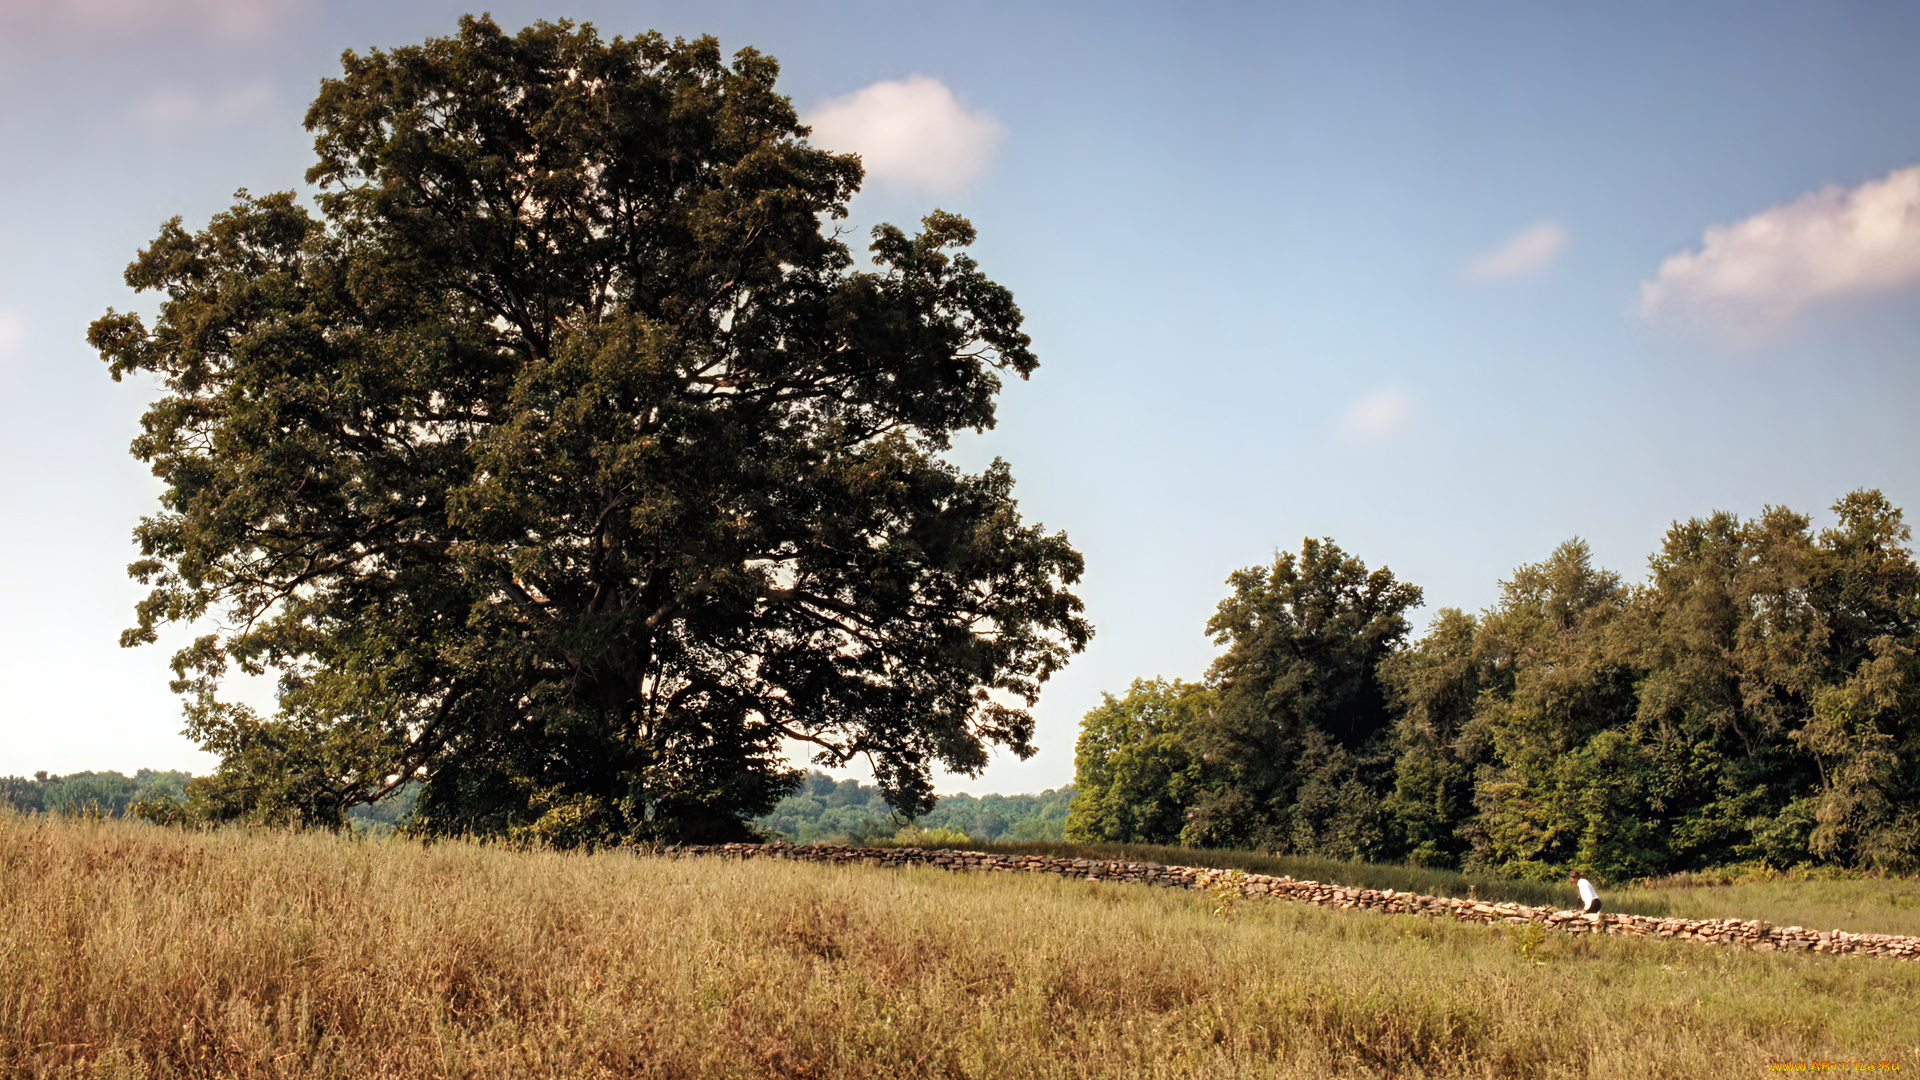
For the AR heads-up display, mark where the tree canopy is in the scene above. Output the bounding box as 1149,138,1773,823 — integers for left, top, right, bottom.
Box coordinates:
1180,539,1422,854
92,16,1088,845
1071,494,1920,877
1065,677,1211,845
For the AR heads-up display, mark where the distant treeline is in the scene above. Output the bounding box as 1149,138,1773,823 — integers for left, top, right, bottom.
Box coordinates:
5,768,1064,845
1,770,192,817
1,770,418,834
1068,490,1920,880
755,772,1073,844
344,783,420,834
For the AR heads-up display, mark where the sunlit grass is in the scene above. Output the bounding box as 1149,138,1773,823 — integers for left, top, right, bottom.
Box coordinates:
4,812,1916,1078
873,837,1611,911
1612,876,1920,937
875,838,1920,929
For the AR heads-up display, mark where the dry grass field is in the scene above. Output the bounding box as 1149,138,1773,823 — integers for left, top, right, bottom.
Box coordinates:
905,838,1920,935
3,811,1915,1078
1611,875,1920,938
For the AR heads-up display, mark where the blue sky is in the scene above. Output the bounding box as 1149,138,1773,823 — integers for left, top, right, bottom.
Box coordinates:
3,1,1918,796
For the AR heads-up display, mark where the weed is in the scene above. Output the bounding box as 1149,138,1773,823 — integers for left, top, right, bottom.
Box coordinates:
1210,869,1247,921
1510,920,1548,964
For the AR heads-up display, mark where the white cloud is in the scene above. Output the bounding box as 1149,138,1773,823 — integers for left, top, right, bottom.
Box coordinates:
135,81,277,131
803,76,1006,195
1640,165,1920,335
0,311,22,356
2,0,301,42
1341,383,1415,443
1463,221,1568,281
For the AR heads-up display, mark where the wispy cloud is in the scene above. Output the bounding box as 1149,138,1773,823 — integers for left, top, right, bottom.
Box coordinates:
1640,165,1920,336
1463,222,1568,281
2,0,302,42
804,76,1006,196
1341,383,1415,444
134,81,277,131
0,310,23,360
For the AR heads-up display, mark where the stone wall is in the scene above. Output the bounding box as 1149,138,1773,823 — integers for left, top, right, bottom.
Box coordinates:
650,842,1920,962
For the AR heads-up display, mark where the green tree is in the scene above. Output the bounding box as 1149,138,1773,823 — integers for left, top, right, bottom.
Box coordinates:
93,17,1088,845
1636,510,1825,759
1068,493,1919,877
41,771,198,817
0,774,49,813
40,772,138,816
1798,490,1920,868
1800,640,1914,866
1811,490,1920,674
132,769,192,804
1065,677,1211,844
1184,539,1422,854
919,786,1075,841
1458,539,1644,878
753,771,1075,843
1460,498,1920,878
1626,508,1827,870
1379,607,1486,867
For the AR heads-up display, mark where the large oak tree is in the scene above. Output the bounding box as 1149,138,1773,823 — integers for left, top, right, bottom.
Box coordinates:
92,17,1089,843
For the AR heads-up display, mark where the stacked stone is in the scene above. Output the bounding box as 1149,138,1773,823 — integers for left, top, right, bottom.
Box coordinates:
645,842,1920,961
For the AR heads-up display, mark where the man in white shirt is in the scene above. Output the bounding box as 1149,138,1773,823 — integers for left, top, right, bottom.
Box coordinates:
1570,869,1601,913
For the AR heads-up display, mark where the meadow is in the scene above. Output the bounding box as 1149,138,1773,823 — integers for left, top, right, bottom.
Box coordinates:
1611,873,1920,938
876,837,1920,935
875,838,1592,911
3,812,1915,1079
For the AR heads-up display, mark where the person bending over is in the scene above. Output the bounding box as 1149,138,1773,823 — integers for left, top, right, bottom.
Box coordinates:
1570,869,1601,913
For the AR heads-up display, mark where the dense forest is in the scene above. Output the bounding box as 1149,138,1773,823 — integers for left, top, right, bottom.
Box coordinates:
1068,490,1920,880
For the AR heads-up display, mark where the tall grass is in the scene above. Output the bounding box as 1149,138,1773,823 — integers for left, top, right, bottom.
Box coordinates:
4,811,1915,1078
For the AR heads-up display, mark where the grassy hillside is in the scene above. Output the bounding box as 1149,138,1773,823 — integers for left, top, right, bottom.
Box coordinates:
1612,875,1920,938
877,838,1594,911
893,838,1920,935
4,812,1915,1078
